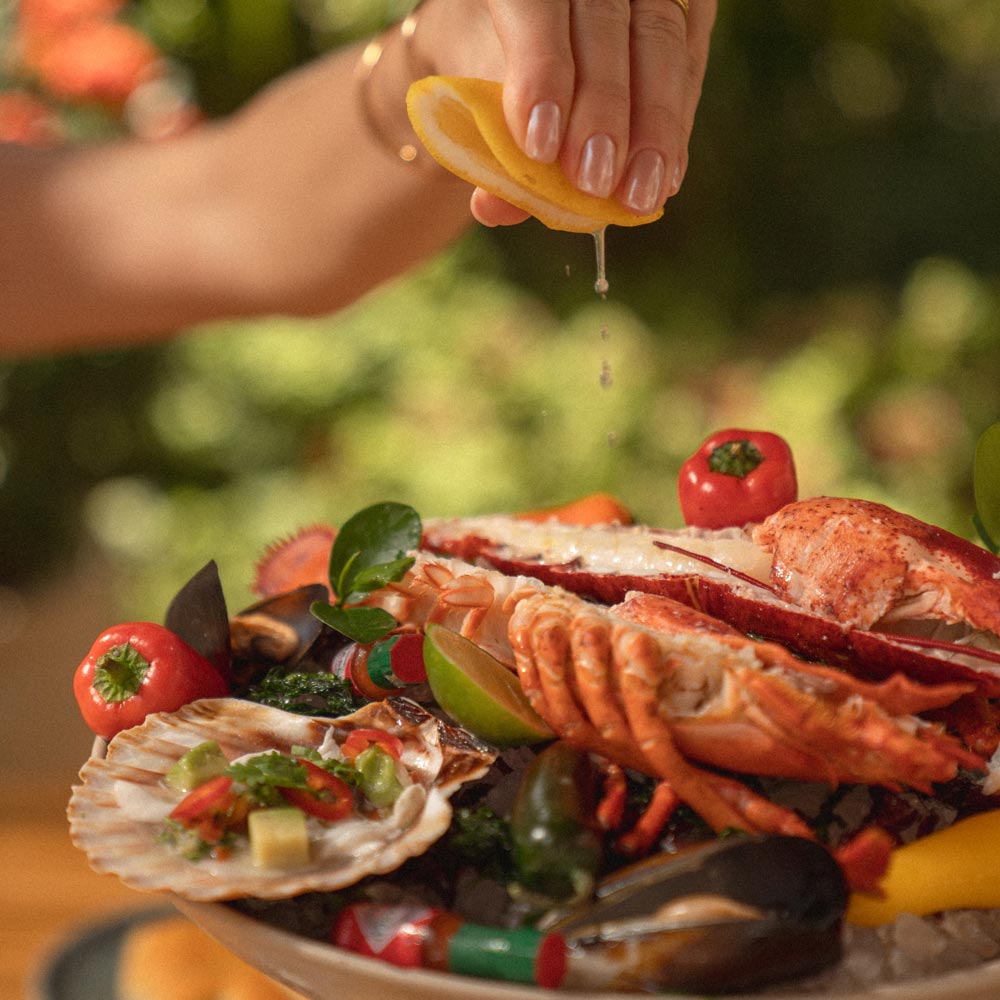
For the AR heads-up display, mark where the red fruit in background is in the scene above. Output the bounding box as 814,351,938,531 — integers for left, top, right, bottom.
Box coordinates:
29,20,161,105
0,91,61,145
17,0,126,43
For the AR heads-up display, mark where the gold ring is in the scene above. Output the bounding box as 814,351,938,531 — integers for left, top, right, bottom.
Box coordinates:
667,0,689,16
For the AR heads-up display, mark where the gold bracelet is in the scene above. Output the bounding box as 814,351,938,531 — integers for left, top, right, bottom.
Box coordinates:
357,7,429,165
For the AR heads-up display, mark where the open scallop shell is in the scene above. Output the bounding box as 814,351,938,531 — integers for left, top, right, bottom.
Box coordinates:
68,697,496,902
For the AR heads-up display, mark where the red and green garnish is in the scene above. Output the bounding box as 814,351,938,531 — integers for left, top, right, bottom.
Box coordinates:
310,502,422,644
162,738,406,863
277,758,355,822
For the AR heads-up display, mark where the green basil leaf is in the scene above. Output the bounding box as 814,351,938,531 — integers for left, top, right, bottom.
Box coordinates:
974,422,1000,554
310,602,398,644
328,502,422,599
346,556,416,600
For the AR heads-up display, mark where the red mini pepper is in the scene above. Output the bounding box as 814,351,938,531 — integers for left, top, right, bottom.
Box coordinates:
678,428,798,529
73,621,230,740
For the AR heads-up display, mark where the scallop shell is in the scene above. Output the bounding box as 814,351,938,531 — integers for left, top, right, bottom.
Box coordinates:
68,697,496,901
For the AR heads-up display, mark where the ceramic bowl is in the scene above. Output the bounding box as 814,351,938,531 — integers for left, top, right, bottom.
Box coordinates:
174,894,1000,1000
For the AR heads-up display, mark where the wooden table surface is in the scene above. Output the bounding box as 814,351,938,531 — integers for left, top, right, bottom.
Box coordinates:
2,783,152,1000
1,564,157,999
0,564,306,1000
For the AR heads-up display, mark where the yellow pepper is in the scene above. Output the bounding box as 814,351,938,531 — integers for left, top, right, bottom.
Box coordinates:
847,809,1000,927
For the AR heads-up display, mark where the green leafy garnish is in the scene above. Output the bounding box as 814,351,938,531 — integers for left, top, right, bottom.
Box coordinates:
226,750,358,806
445,805,514,883
973,422,1000,554
244,669,363,717
311,502,422,643
159,819,231,861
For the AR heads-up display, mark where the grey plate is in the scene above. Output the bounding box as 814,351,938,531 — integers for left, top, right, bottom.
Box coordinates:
31,907,175,1000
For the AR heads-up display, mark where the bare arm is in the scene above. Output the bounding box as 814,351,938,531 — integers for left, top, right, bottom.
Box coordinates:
0,0,498,356
0,0,716,356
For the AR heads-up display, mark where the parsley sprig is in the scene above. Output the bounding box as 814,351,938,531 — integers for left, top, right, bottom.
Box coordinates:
226,750,358,806
310,502,422,644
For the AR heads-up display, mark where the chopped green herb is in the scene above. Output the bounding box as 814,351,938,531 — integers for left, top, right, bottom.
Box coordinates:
159,818,233,861
226,749,360,807
446,805,514,883
227,752,309,806
244,669,363,717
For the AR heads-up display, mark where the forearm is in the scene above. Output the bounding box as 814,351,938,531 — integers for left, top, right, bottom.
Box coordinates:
212,37,474,321
0,23,476,356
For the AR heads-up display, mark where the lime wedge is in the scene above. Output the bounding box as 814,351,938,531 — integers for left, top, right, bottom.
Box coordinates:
423,624,553,747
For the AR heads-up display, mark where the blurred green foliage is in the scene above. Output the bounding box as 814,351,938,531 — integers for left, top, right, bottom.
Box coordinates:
2,0,999,617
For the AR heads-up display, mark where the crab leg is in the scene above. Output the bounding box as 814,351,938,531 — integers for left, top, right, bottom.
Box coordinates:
607,593,982,787
614,781,681,855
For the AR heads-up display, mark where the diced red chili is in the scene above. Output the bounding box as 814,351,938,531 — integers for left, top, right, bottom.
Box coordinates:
279,758,354,821
342,728,404,761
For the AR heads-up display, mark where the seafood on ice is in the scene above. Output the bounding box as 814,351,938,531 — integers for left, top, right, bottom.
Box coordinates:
68,697,495,901
64,492,1000,994
358,553,984,841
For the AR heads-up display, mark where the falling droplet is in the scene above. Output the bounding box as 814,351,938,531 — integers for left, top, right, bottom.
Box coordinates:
600,324,610,343
599,359,613,389
607,430,618,448
593,228,609,297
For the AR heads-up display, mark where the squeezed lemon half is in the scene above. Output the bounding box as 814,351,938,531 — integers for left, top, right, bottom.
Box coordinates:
406,75,664,234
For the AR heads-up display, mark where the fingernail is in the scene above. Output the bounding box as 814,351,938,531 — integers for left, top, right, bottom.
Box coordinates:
623,149,666,215
577,133,617,198
669,161,685,195
525,101,561,162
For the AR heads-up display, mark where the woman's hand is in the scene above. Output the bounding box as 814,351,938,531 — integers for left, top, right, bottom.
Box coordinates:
472,0,717,226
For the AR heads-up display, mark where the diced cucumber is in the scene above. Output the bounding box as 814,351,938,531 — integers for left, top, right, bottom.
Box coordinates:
165,740,229,793
355,746,404,808
248,808,310,868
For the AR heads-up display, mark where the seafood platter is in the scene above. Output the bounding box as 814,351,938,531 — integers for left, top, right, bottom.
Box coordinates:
67,430,1000,997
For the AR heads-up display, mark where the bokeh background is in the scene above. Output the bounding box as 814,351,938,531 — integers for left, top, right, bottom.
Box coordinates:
1,0,999,994
3,0,1000,618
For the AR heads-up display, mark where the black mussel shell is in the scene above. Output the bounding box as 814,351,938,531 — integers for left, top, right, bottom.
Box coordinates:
229,585,330,684
164,560,231,679
544,834,848,994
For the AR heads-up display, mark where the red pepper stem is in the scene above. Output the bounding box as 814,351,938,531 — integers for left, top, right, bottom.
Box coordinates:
92,642,150,703
708,439,765,478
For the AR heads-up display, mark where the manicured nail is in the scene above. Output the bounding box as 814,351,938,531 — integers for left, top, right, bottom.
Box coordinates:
577,133,616,198
525,101,561,162
669,161,685,195
623,149,666,215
